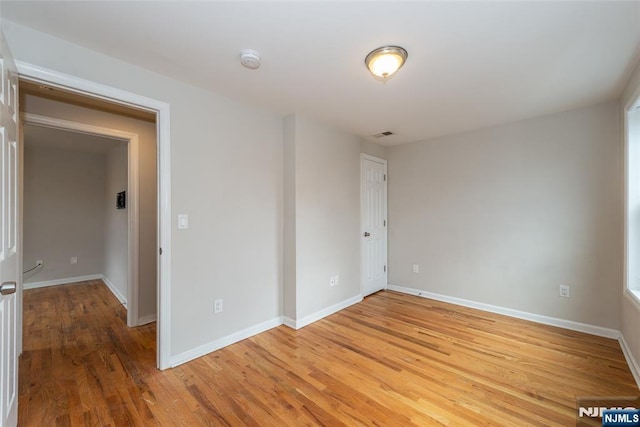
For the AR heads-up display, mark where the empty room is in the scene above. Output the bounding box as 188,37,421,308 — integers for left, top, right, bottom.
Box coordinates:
1,1,640,426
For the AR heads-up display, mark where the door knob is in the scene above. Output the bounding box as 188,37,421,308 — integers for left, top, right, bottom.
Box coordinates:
0,281,16,295
364,232,371,237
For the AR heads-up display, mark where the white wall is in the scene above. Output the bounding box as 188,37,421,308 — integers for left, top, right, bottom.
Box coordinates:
283,114,362,323
103,143,128,302
387,102,622,329
283,116,297,320
361,140,387,159
4,21,284,358
21,94,158,321
24,146,106,283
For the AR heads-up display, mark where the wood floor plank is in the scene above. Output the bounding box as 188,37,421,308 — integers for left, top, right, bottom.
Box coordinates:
19,282,638,426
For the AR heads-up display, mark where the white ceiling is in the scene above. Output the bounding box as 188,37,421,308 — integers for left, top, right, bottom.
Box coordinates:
5,1,640,145
24,124,127,155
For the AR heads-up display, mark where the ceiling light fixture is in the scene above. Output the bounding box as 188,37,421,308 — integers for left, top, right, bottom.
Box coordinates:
365,46,408,81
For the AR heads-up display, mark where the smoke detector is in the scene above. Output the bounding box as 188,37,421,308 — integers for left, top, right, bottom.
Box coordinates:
240,49,261,70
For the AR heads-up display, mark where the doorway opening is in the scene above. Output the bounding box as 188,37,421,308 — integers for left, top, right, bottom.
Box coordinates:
16,64,171,369
21,104,146,328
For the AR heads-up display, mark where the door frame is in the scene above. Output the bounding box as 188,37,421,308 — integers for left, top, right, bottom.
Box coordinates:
16,61,172,370
360,153,388,296
22,113,142,327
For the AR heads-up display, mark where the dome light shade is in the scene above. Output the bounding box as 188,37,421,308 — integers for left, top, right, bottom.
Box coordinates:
365,46,408,80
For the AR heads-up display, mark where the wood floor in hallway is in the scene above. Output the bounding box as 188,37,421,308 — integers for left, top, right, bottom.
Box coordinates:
19,280,638,426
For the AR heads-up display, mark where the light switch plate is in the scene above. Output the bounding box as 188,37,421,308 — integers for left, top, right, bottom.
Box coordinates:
177,214,189,230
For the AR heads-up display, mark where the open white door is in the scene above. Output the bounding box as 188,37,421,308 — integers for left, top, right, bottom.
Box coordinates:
361,154,388,296
0,30,19,427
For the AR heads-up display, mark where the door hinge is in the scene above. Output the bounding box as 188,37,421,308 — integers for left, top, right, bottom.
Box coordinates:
384,265,386,272
384,174,386,181
159,247,163,255
384,219,386,227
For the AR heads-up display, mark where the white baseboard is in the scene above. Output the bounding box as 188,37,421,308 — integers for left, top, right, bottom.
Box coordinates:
283,316,296,329
170,294,364,366
388,284,640,389
169,316,283,368
24,274,103,290
101,275,127,306
387,284,620,339
285,294,363,330
137,314,157,326
619,334,640,389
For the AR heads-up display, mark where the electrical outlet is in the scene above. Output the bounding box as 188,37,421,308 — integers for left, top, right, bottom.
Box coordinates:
559,285,571,298
71,256,78,264
412,264,419,273
214,299,223,314
329,274,340,287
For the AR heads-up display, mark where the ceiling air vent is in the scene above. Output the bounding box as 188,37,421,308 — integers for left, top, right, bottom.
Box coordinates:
372,131,395,138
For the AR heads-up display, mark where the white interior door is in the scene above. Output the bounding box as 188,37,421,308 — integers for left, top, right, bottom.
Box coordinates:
361,154,387,296
0,30,19,427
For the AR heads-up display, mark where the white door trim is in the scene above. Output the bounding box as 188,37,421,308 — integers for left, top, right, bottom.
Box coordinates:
15,61,172,370
360,153,388,296
22,112,141,327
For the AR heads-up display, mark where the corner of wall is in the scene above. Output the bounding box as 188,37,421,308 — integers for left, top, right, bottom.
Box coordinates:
360,140,388,160
282,114,364,326
283,114,297,320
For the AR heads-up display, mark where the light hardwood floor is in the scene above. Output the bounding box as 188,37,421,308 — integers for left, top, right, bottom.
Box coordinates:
19,280,637,426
